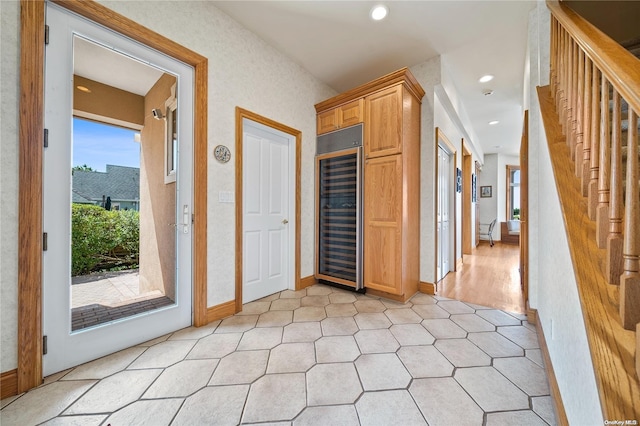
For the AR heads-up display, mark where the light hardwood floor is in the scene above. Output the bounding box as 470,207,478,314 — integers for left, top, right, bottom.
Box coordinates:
437,242,524,314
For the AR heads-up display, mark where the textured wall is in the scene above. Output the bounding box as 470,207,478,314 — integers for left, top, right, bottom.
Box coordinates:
410,57,441,285
96,1,337,307
527,2,602,423
1,0,20,373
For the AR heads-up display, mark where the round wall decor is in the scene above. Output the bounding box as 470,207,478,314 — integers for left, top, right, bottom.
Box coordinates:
214,145,231,163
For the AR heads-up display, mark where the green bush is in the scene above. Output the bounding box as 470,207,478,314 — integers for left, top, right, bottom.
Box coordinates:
71,204,139,276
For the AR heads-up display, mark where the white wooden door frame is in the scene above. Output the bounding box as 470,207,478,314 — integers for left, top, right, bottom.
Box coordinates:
234,108,302,312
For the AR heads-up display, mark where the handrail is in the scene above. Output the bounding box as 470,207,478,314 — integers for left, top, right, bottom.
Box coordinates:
547,0,640,115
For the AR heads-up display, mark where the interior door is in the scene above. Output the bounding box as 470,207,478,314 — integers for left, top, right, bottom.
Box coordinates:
437,146,452,281
43,4,193,375
243,119,293,302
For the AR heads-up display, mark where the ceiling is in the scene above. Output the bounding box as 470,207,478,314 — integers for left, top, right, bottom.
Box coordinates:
74,36,164,97
212,0,535,157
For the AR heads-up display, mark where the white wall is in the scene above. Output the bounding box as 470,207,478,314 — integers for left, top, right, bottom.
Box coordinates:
0,0,336,371
0,0,20,372
410,57,441,285
527,2,602,423
98,1,338,307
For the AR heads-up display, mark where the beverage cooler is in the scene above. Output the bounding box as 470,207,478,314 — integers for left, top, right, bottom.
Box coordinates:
315,124,363,291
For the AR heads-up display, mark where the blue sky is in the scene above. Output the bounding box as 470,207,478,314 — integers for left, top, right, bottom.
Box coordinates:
73,118,140,172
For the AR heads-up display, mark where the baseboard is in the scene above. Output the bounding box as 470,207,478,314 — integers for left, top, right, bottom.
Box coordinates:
298,275,317,290
533,310,569,426
205,300,236,323
526,302,537,325
1,369,18,400
418,281,436,295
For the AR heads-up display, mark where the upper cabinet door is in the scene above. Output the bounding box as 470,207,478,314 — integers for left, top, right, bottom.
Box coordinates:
338,99,363,129
317,109,339,134
365,85,403,158
317,99,364,135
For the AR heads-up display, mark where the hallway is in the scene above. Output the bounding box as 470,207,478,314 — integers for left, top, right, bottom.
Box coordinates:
1,283,555,425
437,242,524,314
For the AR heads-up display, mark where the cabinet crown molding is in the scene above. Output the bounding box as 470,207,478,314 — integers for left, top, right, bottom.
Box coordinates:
315,67,425,113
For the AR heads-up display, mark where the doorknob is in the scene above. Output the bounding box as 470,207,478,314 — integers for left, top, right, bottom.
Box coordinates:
282,219,289,224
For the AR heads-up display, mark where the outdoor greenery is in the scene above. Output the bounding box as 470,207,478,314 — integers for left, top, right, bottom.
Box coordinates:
513,208,520,219
72,164,94,173
71,204,139,276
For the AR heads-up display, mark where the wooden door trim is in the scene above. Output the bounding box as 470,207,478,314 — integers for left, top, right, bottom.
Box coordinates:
435,128,458,280
235,108,302,313
18,0,208,393
462,142,473,255
520,110,530,311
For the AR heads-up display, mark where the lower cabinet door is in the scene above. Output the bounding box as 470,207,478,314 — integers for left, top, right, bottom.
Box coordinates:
363,154,403,295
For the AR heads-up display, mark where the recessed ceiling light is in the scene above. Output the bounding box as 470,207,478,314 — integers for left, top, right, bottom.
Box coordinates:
76,85,91,93
489,120,499,125
479,75,494,83
370,5,389,21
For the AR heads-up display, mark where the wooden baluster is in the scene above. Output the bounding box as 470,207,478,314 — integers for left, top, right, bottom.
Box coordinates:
620,109,640,330
570,40,579,161
596,77,611,248
550,17,557,102
559,29,567,131
637,325,640,381
606,90,623,283
567,35,574,152
574,48,584,177
588,65,601,220
581,56,592,196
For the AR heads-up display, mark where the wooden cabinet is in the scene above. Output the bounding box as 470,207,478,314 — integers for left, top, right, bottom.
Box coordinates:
315,68,424,302
365,85,403,158
363,154,403,295
316,99,363,135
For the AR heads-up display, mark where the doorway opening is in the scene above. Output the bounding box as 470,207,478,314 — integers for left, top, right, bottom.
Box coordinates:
68,34,182,332
436,128,457,283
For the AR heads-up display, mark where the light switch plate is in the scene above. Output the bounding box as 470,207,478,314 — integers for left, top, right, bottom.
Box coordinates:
219,191,234,203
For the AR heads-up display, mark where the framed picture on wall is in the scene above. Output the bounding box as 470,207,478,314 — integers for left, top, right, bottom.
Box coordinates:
456,168,462,193
480,185,492,198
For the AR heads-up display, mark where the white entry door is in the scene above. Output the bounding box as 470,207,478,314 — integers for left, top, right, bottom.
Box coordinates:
437,146,452,281
42,4,193,375
243,119,294,302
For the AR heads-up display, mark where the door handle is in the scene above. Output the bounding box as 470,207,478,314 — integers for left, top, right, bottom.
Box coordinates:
282,219,289,225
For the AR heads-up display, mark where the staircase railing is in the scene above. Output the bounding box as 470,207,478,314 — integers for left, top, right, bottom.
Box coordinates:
545,0,640,417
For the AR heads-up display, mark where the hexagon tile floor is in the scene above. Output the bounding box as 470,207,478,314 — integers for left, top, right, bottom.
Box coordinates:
0,284,557,425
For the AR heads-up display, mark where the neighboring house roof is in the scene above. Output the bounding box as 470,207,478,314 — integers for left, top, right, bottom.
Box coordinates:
72,165,140,203
72,189,95,204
